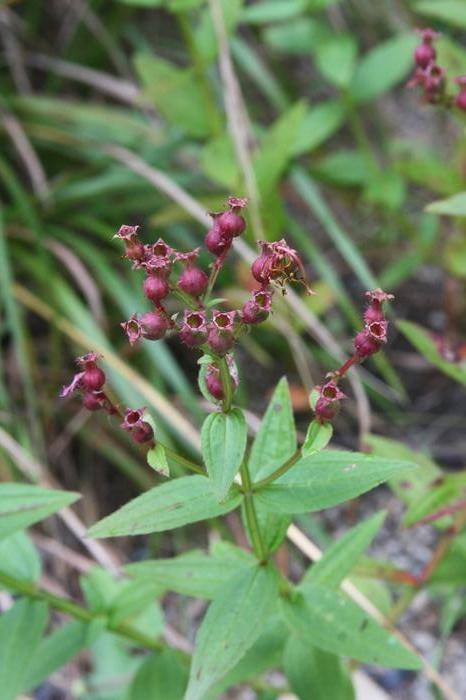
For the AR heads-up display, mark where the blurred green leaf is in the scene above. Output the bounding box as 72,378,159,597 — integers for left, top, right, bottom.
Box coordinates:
291,100,346,155
263,17,328,54
426,191,466,216
0,531,41,581
301,511,386,588
350,34,417,102
396,320,466,385
0,484,80,541
134,54,211,137
302,420,333,457
0,600,48,700
444,233,466,278
414,1,466,28
241,0,307,24
314,34,358,88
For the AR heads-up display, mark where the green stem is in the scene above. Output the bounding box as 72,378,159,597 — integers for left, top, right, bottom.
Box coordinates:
218,356,233,413
240,462,268,563
162,443,206,475
252,448,302,491
0,570,163,651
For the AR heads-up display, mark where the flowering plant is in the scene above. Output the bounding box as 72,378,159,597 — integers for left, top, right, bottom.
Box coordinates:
59,198,421,698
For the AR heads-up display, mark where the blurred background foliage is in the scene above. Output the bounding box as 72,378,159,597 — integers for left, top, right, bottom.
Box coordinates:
1,1,466,696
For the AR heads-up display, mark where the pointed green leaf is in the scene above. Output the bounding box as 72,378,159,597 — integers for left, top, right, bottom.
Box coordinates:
414,1,466,29
302,419,333,457
291,100,346,156
397,320,466,385
281,587,421,669
0,483,80,541
24,621,94,692
284,636,355,700
301,511,386,589
147,443,169,477
350,34,417,102
128,648,189,700
133,55,211,137
0,531,41,581
126,546,255,599
185,563,279,700
88,475,243,538
202,408,248,501
253,102,307,196
314,34,358,88
0,599,48,700
255,451,416,514
249,377,297,481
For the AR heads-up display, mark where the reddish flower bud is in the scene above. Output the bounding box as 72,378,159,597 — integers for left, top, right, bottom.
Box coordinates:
114,225,145,262
251,240,314,293
363,288,393,324
178,266,209,297
82,366,106,391
120,407,154,443
205,365,224,400
414,42,436,69
82,391,107,411
143,274,170,303
140,310,170,340
215,210,246,239
179,310,208,346
455,77,466,111
205,227,231,256
207,328,235,355
241,289,273,324
354,327,382,358
121,314,142,345
314,380,346,424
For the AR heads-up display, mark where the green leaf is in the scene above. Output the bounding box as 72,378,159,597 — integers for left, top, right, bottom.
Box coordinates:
302,419,333,457
147,443,169,477
414,1,466,28
241,0,307,24
314,34,358,88
126,546,255,599
426,191,466,216
350,34,417,102
249,377,297,481
284,636,355,700
301,511,386,589
255,451,416,514
200,134,239,189
254,101,307,196
263,18,328,55
396,320,466,385
201,408,248,501
195,0,243,62
0,531,41,581
444,232,466,278
208,617,286,698
0,483,80,541
291,100,346,155
0,599,48,700
185,564,279,699
281,587,421,668
127,648,189,700
403,474,466,527
313,149,368,186
24,621,95,692
88,475,243,538
133,54,211,137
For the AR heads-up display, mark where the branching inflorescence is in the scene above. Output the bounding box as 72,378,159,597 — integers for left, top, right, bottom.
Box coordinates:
61,198,394,439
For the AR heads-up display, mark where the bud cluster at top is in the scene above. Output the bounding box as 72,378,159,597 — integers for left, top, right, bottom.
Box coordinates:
408,28,466,111
114,197,313,404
